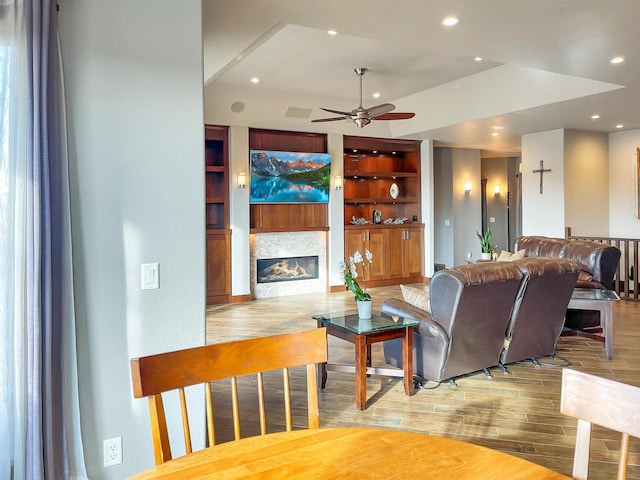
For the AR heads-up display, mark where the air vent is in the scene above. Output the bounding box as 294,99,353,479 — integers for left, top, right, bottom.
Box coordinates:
285,107,312,119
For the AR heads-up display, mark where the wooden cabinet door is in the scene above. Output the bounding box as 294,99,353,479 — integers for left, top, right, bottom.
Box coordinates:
206,232,231,299
366,229,386,281
345,230,366,259
387,227,424,279
403,228,424,278
386,229,406,279
344,229,386,281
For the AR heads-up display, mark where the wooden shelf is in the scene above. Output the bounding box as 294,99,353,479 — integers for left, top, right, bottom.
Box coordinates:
205,124,231,304
343,135,422,227
346,197,418,204
343,135,424,285
250,226,330,234
345,172,417,179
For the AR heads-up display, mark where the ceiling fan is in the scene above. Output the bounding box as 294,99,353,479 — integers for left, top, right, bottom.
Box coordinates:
312,67,416,128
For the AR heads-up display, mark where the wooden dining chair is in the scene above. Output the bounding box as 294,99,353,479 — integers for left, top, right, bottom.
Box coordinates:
130,328,328,465
560,368,640,480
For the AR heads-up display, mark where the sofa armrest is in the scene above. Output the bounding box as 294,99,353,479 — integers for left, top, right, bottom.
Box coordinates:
380,298,449,343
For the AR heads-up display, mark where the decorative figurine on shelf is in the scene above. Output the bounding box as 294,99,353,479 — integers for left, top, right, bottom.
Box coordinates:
350,216,370,225
373,209,382,224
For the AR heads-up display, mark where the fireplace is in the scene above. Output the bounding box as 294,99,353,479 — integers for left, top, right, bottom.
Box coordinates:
251,231,327,299
257,255,319,284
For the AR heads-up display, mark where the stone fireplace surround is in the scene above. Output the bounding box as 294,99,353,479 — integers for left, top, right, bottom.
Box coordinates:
250,231,327,299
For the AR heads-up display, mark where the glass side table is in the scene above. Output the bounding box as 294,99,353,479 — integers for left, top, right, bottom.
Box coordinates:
313,311,419,410
565,288,620,360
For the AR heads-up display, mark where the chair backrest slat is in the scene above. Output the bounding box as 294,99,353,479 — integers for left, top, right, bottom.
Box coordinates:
561,368,640,480
257,371,266,435
205,384,215,447
178,387,192,454
231,376,240,441
131,328,328,465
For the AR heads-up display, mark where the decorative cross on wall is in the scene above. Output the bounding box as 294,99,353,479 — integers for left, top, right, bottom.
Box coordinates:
532,160,551,194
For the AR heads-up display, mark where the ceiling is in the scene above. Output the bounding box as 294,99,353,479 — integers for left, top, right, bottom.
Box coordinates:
202,0,640,157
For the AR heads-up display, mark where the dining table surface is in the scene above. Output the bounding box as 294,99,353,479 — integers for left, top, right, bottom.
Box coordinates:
129,427,572,479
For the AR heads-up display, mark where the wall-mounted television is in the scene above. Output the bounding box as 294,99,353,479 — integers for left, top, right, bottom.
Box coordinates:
249,150,331,203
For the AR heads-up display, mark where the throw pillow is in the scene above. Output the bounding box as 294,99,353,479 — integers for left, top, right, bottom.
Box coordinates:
497,249,525,262
400,284,430,313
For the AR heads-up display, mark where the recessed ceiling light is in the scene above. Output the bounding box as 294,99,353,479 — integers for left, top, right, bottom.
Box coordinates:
474,57,482,62
372,92,381,98
492,132,499,137
441,16,460,26
591,114,600,119
250,77,260,84
353,149,357,153
327,30,337,36
616,124,624,129
372,150,378,154
610,56,625,64
392,151,396,155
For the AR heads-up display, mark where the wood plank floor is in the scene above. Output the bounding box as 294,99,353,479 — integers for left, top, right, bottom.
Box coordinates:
206,284,640,479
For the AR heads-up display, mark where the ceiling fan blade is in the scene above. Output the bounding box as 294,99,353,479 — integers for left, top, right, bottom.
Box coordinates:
366,103,396,118
320,107,353,116
311,116,349,123
373,112,416,120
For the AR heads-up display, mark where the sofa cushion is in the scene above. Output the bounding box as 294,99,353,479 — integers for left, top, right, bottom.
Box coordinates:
400,284,430,313
497,249,525,262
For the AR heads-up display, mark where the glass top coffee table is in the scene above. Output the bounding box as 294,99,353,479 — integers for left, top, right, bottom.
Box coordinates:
565,288,620,360
313,311,419,410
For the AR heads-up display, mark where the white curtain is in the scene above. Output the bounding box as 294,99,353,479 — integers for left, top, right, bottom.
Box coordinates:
0,1,88,478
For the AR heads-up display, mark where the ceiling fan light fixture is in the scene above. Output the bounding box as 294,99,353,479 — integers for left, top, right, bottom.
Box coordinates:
311,67,415,128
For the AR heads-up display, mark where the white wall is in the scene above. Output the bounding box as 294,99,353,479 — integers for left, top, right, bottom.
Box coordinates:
434,148,454,267
433,147,482,267
452,148,482,265
420,140,435,277
59,1,205,478
610,129,640,237
229,126,251,295
328,133,345,286
521,129,566,237
564,130,609,236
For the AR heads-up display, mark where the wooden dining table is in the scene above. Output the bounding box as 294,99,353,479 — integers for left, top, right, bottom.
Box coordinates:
130,427,571,479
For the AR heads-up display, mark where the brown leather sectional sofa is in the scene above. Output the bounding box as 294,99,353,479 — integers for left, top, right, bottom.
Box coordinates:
513,236,620,290
513,236,621,330
381,236,621,385
381,257,580,384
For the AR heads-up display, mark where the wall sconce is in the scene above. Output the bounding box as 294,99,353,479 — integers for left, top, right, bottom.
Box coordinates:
334,175,343,190
237,172,246,189
494,184,501,196
464,180,472,194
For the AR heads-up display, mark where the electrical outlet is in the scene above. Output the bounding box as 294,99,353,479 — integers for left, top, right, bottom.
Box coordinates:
103,436,122,467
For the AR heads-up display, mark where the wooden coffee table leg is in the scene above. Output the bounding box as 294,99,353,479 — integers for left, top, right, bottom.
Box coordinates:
402,326,414,396
355,333,367,410
602,303,614,360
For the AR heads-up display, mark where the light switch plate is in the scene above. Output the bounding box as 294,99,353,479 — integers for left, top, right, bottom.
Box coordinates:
141,263,159,290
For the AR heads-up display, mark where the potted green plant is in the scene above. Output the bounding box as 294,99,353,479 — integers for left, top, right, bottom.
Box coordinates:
476,228,492,260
